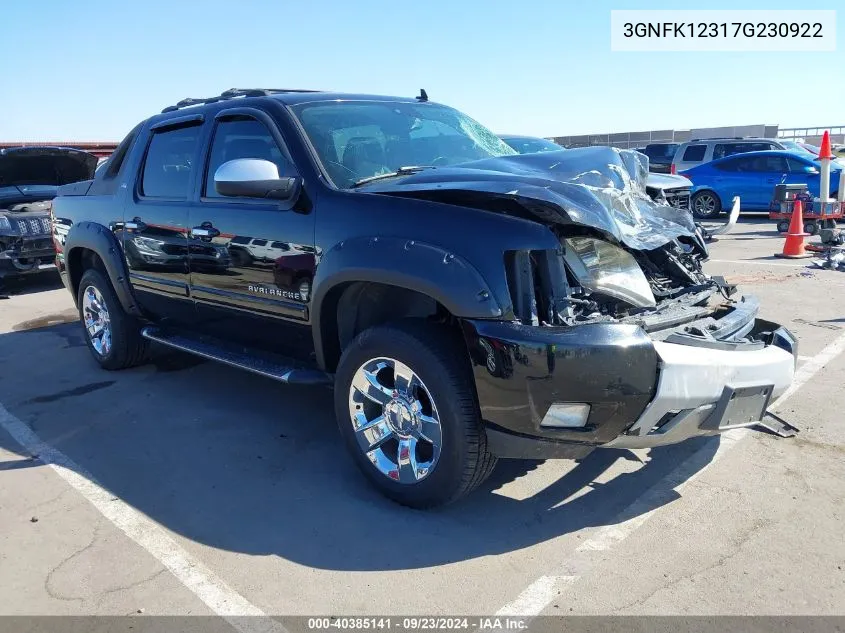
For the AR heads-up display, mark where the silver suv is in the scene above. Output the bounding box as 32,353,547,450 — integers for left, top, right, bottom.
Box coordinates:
671,137,787,173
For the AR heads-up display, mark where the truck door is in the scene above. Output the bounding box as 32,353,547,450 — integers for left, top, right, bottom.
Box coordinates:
122,118,203,323
187,108,316,359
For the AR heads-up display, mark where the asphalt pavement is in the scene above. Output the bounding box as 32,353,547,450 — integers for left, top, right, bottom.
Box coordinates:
1,216,843,624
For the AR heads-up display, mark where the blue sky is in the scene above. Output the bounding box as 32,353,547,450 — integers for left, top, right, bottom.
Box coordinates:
1,0,842,141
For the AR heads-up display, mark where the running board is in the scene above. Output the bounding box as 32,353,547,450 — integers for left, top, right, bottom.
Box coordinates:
140,326,332,385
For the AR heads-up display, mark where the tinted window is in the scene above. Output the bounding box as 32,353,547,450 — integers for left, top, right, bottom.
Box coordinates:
252,239,267,246
713,143,739,160
786,157,812,172
204,117,289,198
230,236,250,245
682,145,706,161
714,157,743,172
141,126,200,198
713,142,776,160
644,143,679,160
747,156,789,172
271,241,289,250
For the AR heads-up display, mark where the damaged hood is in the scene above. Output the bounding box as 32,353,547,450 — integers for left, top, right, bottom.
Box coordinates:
359,146,698,251
0,147,98,190
646,172,692,191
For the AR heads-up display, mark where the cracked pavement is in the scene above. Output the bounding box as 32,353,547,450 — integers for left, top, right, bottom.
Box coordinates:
0,217,844,617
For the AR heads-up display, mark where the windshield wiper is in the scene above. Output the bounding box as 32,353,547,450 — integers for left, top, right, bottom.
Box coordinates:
351,166,432,188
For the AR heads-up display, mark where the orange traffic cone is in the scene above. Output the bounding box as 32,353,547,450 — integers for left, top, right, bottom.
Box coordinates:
819,130,834,160
775,199,812,258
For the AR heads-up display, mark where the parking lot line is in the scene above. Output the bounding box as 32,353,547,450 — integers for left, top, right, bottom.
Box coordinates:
495,575,578,616
708,259,810,268
0,404,287,633
491,328,845,619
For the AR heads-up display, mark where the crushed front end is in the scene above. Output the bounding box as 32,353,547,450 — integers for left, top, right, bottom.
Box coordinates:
0,147,98,281
465,234,796,457
0,204,57,280
363,145,797,458
454,148,796,457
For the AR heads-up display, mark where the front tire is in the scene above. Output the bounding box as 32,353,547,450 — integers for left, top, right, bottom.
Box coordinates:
77,268,149,370
334,321,496,508
692,191,722,219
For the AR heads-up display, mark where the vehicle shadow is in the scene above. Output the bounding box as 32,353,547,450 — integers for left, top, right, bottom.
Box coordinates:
0,271,64,298
0,322,720,572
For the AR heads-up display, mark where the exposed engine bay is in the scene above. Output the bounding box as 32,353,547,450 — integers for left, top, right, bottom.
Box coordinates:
504,231,732,332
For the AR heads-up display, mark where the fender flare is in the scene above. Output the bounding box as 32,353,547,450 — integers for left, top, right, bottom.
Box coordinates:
311,236,503,369
64,221,142,316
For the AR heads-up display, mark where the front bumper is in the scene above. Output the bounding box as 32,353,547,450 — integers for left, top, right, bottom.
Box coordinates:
0,239,57,279
462,296,797,459
604,325,795,448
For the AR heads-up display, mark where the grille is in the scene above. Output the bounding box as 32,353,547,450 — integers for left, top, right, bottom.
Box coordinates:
15,218,51,235
665,189,691,211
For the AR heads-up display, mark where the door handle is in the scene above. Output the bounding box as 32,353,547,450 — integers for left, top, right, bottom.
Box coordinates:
191,225,220,238
124,218,147,231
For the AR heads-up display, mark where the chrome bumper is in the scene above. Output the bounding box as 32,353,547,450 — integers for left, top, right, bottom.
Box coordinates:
604,325,796,449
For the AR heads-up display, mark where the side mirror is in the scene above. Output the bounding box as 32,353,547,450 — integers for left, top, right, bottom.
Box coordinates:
214,159,300,201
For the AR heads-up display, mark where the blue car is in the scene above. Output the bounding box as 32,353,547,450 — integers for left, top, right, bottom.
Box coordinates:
682,150,842,219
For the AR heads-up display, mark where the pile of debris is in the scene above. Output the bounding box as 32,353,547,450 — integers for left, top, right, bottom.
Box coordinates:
811,246,845,270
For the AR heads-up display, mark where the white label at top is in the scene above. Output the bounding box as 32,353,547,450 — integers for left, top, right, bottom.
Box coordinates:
611,10,836,52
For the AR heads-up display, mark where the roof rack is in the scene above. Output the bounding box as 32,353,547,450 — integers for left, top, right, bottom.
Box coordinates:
161,88,321,113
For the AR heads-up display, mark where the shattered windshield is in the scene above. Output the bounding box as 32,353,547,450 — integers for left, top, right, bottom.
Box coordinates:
291,101,516,188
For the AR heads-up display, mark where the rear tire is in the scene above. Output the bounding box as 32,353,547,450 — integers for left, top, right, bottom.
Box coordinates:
77,268,149,370
691,191,722,219
334,320,496,508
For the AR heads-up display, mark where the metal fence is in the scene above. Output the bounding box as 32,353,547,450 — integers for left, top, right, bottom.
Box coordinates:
551,124,844,149
777,126,845,145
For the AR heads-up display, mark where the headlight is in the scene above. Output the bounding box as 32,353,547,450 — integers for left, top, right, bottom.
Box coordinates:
563,237,655,308
132,236,165,253
0,216,10,231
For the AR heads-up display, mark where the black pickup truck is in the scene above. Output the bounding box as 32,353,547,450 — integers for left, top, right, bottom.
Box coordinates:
53,89,797,508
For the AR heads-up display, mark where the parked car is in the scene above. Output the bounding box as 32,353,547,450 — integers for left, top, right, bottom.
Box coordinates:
53,89,796,508
228,236,293,264
779,140,820,158
499,135,565,154
672,137,788,174
682,150,842,218
639,142,680,174
0,146,97,285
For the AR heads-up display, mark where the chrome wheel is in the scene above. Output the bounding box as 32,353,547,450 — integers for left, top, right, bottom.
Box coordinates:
348,357,442,484
82,285,112,357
